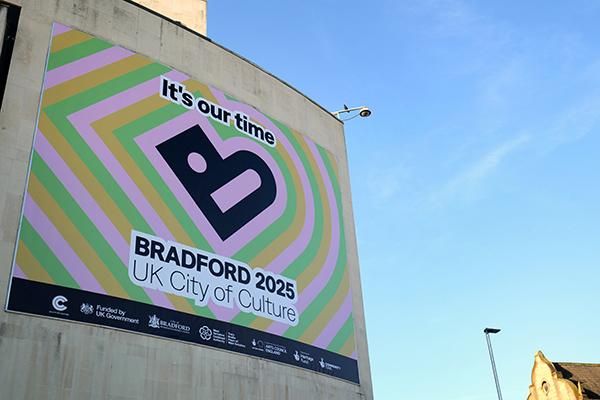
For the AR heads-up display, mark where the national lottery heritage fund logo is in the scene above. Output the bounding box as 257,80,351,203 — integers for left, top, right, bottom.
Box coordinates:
293,350,314,366
128,231,299,326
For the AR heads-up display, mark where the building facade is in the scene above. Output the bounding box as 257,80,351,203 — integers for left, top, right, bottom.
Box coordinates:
0,1,373,399
528,351,600,400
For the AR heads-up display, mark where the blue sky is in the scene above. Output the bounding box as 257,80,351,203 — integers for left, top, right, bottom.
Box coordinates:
209,1,600,398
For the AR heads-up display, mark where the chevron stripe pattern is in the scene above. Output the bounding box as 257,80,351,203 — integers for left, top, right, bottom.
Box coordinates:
11,23,356,358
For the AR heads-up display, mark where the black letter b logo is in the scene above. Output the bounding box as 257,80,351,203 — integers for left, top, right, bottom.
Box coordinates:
156,125,277,241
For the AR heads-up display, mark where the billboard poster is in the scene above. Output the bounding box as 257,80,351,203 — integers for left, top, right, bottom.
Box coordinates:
5,23,359,383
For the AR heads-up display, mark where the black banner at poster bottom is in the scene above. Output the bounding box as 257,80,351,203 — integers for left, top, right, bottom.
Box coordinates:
6,278,359,383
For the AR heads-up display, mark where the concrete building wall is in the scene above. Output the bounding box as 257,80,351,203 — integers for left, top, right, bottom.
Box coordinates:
0,1,372,399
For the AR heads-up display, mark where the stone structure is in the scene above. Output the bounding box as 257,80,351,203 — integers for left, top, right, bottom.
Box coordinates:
527,351,600,400
0,1,373,399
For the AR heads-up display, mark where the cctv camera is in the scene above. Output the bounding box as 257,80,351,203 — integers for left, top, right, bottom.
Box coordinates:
359,107,372,118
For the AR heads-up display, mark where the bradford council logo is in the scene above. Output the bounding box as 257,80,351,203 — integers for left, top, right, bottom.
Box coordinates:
148,314,161,329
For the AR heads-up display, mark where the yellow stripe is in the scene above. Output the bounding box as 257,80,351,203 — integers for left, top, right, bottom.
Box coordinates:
50,29,93,53
42,54,151,107
90,84,205,315
179,82,310,325
91,79,311,315
251,132,333,331
194,81,308,269
92,92,193,244
295,141,350,342
300,274,350,343
39,114,133,240
195,83,219,103
294,140,352,342
325,150,341,181
339,333,356,357
15,240,54,284
291,132,332,292
42,108,194,315
28,174,129,298
248,139,306,268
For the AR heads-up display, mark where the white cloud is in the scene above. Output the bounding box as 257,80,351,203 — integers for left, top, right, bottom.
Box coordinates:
365,163,411,205
431,133,531,205
545,96,600,148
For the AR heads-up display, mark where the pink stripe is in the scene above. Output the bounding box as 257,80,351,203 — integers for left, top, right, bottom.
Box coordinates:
211,170,262,213
34,132,173,308
36,132,130,259
52,23,72,36
45,47,133,88
313,291,353,348
267,138,342,336
210,89,316,275
136,112,287,258
24,196,106,294
13,263,27,279
66,70,234,317
136,111,287,322
208,91,344,336
68,73,187,241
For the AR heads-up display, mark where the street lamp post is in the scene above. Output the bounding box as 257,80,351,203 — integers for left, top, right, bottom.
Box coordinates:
484,328,503,400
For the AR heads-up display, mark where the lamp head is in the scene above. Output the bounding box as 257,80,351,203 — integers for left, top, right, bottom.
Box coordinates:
359,107,372,118
484,328,501,334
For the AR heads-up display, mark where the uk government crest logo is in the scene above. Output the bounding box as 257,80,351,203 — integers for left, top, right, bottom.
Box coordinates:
80,303,94,315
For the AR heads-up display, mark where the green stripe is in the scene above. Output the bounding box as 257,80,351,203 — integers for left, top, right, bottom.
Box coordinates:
44,63,170,235
188,87,311,268
20,218,79,288
272,124,324,279
211,119,298,264
283,143,348,340
230,123,325,327
321,147,355,353
31,153,151,302
327,315,354,353
116,102,218,319
117,101,212,251
158,85,300,266
48,38,113,70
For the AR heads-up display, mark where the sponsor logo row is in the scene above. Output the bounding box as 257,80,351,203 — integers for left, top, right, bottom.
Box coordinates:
49,295,341,372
